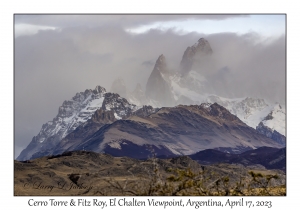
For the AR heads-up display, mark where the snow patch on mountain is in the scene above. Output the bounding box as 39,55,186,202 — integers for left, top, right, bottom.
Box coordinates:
107,140,123,150
260,104,286,136
114,113,122,120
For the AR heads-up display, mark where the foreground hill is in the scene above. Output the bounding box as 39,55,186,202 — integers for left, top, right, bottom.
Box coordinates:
14,151,285,196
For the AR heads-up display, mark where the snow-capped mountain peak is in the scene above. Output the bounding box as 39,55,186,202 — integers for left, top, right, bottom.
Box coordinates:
39,85,107,143
17,85,136,161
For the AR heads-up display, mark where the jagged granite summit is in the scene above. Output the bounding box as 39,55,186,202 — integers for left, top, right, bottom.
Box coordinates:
180,38,213,74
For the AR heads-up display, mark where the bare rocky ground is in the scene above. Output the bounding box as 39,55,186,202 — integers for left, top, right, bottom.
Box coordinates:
14,151,286,196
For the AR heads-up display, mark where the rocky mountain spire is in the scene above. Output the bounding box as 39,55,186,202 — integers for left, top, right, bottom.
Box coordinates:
145,54,174,106
153,54,167,73
180,38,213,74
194,38,213,54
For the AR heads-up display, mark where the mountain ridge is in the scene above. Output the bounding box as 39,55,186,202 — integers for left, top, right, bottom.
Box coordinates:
28,102,283,161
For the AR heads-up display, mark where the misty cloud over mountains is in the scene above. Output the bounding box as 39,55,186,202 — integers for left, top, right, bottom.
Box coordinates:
15,18,285,158
15,14,249,29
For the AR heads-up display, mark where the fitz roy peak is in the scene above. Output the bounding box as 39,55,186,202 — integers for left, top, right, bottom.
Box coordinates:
141,38,285,141
180,38,213,74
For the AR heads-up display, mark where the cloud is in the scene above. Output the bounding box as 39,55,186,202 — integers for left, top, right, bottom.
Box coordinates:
15,14,248,29
14,23,58,37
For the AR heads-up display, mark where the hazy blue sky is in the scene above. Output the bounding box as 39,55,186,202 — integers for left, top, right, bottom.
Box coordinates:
126,15,285,37
15,14,285,37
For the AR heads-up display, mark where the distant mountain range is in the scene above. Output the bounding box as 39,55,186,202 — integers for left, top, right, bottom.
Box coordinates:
189,146,286,172
17,38,285,162
17,86,284,161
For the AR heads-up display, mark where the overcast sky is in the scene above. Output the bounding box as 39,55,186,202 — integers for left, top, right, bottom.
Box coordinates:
14,14,286,158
